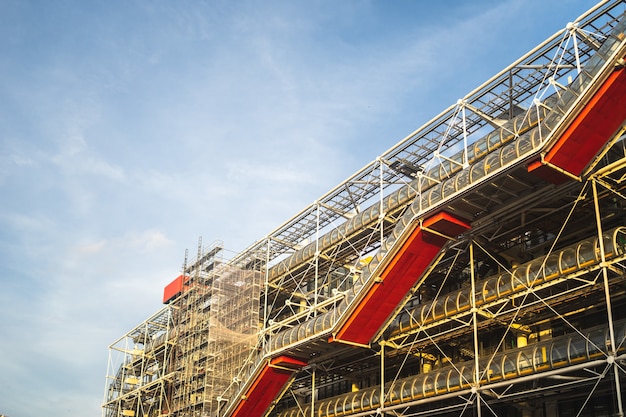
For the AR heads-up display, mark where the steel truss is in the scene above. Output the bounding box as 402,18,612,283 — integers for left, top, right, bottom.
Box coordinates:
103,307,176,417
277,148,626,417
102,2,626,417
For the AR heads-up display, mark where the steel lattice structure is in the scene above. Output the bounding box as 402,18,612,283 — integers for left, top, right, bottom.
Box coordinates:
104,2,626,417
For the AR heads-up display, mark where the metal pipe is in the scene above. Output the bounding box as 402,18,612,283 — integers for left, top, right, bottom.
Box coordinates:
470,241,482,417
390,226,626,338
593,179,624,417
277,321,626,417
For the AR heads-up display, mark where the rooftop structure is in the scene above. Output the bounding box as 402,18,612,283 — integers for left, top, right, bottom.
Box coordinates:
103,1,626,417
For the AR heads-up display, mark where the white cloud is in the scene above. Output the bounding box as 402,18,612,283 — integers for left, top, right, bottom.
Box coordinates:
50,132,126,181
76,239,107,254
11,153,34,166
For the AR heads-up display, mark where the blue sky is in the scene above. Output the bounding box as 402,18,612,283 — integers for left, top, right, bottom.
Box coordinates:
0,1,599,416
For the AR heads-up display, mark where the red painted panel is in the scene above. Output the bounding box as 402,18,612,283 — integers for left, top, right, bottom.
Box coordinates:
230,356,306,417
526,160,571,185
162,275,189,304
271,355,308,369
332,212,470,345
424,211,473,239
529,67,626,181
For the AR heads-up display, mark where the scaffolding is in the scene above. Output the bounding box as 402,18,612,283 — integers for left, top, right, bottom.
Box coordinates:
103,241,262,417
103,307,175,417
104,1,626,417
167,241,262,417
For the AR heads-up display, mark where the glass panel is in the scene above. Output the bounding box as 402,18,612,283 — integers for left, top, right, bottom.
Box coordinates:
318,234,328,250
544,254,559,280
511,115,525,135
442,178,456,198
511,269,526,291
439,160,453,178
551,340,568,367
516,134,533,156
289,327,298,345
421,303,433,324
324,313,334,330
448,369,461,391
461,366,474,388
297,323,306,340
386,195,397,213
474,137,488,159
398,187,409,205
370,391,380,409
314,316,325,333
559,248,577,273
398,311,412,333
482,278,497,302
410,378,422,399
455,169,470,190
345,218,355,235
534,344,550,371
424,167,437,185
527,261,543,286
423,374,435,396
497,274,513,297
569,336,587,363
603,233,616,257
419,195,428,211
451,152,464,168
428,187,441,206
488,358,502,382
517,351,533,375
586,328,607,358
354,215,363,229
361,391,370,408
342,395,352,413
361,209,372,225
435,371,447,393
433,298,446,320
488,130,503,150
616,229,626,255
530,127,544,149
470,160,486,183
484,153,501,174
457,292,470,312
466,140,476,163
280,329,290,348
400,381,411,401
352,392,362,410
577,240,596,267
502,355,516,377
445,294,457,317
388,384,400,404
500,142,517,164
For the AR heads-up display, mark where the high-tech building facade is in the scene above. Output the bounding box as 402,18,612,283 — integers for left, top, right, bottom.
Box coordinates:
103,2,626,416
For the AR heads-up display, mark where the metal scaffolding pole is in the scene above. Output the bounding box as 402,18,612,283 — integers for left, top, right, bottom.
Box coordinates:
470,242,482,417
592,178,624,417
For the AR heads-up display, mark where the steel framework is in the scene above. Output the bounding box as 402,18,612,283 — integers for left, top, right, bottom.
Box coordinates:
103,2,626,417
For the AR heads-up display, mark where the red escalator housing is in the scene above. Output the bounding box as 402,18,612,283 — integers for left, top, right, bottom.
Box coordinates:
330,212,471,346
528,67,626,182
230,355,307,417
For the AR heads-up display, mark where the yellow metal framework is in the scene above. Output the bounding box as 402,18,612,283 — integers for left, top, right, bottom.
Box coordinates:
103,2,626,417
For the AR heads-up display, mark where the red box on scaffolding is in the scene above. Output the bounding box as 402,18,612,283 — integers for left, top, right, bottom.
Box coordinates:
163,275,189,304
